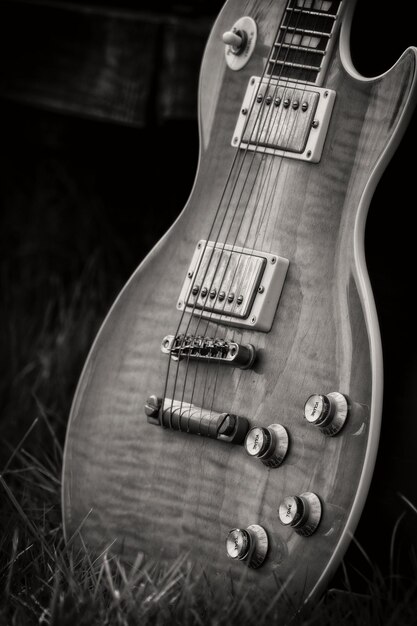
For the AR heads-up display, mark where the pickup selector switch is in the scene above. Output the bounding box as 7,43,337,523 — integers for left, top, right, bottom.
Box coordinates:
222,30,244,52
244,424,289,468
223,17,257,71
304,391,349,436
278,492,322,536
226,524,268,568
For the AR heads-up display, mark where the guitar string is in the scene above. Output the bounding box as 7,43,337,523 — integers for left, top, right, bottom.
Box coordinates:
172,0,325,432
247,0,337,259
163,0,333,432
172,62,300,431
222,0,331,290
261,0,342,255
224,0,339,343
173,0,320,429
197,0,340,432
160,11,290,425
227,1,332,322
161,51,280,429
160,1,303,429
196,0,332,430
172,1,312,433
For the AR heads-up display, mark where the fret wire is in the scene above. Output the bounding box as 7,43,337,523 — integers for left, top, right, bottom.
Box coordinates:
279,26,332,37
274,43,326,55
269,59,321,71
286,7,337,19
268,0,344,84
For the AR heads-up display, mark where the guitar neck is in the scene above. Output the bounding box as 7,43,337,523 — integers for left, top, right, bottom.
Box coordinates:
269,0,344,84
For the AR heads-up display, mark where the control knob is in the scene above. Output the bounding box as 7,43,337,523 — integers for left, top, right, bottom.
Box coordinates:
226,524,268,568
244,424,289,467
278,492,322,537
304,391,349,436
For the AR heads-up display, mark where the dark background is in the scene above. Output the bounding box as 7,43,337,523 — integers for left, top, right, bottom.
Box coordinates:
0,0,416,590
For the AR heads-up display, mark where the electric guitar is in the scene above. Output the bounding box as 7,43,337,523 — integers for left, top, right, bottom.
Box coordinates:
62,0,417,621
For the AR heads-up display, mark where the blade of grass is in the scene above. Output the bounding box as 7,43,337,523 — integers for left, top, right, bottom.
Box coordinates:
33,393,63,457
1,417,39,474
0,474,55,562
399,492,417,516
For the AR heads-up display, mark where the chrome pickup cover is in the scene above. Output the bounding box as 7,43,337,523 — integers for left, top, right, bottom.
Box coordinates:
177,241,289,332
232,77,336,162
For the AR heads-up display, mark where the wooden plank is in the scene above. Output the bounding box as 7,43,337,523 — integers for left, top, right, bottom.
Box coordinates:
0,0,212,125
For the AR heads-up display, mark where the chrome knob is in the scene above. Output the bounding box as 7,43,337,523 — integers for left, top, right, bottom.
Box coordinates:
278,492,322,536
244,424,289,468
226,528,250,560
304,391,349,436
226,524,268,568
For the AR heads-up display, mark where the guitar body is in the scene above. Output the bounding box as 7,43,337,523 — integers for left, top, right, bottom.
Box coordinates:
62,0,417,619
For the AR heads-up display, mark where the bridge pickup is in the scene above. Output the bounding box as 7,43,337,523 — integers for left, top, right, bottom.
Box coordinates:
177,240,289,332
161,335,256,369
145,395,250,444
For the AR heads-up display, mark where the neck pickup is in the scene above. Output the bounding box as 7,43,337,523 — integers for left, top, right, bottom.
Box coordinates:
233,79,336,163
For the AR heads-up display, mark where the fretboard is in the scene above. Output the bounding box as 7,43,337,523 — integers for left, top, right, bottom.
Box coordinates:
267,0,343,84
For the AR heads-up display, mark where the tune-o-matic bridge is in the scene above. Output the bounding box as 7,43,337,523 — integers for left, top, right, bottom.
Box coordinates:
145,395,250,444
161,334,256,369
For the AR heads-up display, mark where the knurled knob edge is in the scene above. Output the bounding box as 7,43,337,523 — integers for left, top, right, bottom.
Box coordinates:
259,424,289,467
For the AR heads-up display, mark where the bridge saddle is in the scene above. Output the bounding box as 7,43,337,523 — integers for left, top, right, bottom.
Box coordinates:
161,334,256,369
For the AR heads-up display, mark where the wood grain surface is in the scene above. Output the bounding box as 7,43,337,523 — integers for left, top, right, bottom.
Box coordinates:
62,0,417,620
